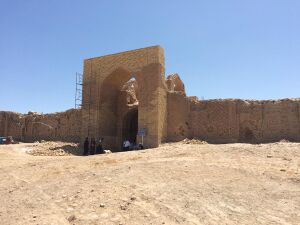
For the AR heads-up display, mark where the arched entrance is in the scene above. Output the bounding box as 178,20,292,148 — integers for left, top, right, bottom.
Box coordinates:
122,108,138,148
81,46,167,150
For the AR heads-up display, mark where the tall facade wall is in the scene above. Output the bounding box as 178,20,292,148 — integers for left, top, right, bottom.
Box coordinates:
0,109,81,142
167,95,300,143
82,46,167,149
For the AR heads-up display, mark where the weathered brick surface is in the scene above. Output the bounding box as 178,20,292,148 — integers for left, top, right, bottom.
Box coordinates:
1,46,299,147
0,109,81,142
81,46,167,149
167,96,300,143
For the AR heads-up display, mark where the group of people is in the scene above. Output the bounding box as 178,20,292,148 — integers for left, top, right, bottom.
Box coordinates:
83,137,104,156
83,137,144,155
122,139,144,151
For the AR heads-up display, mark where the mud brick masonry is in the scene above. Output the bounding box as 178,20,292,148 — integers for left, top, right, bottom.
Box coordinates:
81,46,166,149
1,46,300,150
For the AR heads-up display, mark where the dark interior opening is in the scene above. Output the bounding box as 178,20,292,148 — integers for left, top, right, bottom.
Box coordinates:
122,108,138,147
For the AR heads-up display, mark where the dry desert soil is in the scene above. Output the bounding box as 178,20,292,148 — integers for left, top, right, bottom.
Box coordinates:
0,141,300,225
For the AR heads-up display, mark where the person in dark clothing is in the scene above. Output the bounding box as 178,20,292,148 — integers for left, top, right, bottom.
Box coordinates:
96,138,104,154
83,137,89,156
123,139,130,151
90,137,96,155
138,143,144,150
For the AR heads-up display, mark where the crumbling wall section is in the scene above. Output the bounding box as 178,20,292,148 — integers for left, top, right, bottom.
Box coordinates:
166,73,185,94
167,92,191,142
0,109,81,142
0,111,23,138
236,99,300,143
189,99,240,143
167,94,300,143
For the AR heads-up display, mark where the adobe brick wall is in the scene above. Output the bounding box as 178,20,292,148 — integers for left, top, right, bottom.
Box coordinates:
1,46,299,147
0,109,81,142
167,94,300,143
81,46,167,150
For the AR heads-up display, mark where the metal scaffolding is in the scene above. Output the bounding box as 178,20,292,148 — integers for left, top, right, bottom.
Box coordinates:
75,72,83,109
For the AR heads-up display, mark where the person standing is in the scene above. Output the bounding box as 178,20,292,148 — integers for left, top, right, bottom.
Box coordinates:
122,139,126,151
83,137,89,156
96,138,104,154
138,143,144,150
90,137,96,155
123,139,130,151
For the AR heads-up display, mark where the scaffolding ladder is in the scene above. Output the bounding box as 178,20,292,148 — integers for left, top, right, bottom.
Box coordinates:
75,72,83,109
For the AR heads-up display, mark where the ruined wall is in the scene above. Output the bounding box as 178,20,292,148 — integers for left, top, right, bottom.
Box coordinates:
188,99,240,143
0,109,81,142
2,45,299,146
0,112,23,139
167,94,300,143
167,92,190,142
238,100,300,142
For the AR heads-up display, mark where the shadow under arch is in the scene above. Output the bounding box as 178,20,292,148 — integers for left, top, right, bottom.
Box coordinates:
121,107,138,150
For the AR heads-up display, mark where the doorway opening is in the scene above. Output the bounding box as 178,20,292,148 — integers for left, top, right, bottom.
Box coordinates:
122,108,138,148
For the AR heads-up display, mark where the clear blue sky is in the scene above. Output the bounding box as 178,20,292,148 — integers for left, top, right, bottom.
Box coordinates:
0,0,299,113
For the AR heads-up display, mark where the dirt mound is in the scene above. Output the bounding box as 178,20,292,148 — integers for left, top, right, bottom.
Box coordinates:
26,141,81,156
279,139,290,143
181,138,208,144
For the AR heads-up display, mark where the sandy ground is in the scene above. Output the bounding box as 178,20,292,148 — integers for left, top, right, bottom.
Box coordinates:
0,142,300,225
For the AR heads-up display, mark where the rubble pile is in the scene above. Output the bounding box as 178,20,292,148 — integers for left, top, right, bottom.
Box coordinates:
27,141,81,156
181,138,208,145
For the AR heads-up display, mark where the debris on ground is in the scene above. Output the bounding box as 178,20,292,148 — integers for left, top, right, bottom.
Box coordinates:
181,138,208,145
67,215,76,222
279,139,290,143
26,141,81,156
